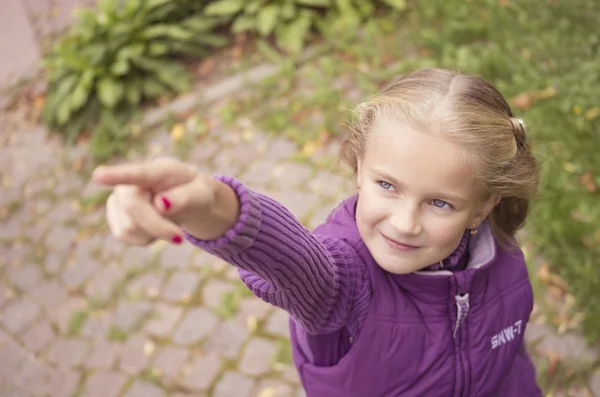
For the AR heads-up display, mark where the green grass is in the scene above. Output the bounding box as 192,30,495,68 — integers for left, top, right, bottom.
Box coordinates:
228,0,600,344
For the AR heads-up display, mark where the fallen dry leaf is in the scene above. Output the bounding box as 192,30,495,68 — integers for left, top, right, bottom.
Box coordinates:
258,387,278,397
585,106,600,120
580,171,597,192
170,123,185,141
511,86,557,110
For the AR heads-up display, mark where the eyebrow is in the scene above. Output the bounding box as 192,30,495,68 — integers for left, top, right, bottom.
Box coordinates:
370,169,469,204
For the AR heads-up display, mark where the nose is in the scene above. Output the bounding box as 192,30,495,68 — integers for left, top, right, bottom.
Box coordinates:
389,200,422,236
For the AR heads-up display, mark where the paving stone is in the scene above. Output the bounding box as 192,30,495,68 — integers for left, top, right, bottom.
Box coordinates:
265,190,319,221
241,160,279,188
29,279,67,311
61,256,99,289
0,335,26,377
263,138,297,161
87,340,120,369
81,311,113,340
123,380,166,397
0,282,15,307
158,242,195,269
173,308,219,345
213,371,254,397
270,163,313,189
127,271,164,298
239,337,279,376
1,296,40,333
189,140,218,162
4,243,29,268
47,338,89,368
45,226,77,253
102,235,124,259
280,364,301,385
590,369,600,396
235,298,272,326
162,271,200,302
202,279,236,310
44,251,66,274
119,335,153,375
264,309,290,338
12,357,51,395
113,301,152,332
145,303,183,338
180,351,222,391
84,370,127,397
50,298,87,334
151,346,189,378
6,264,43,291
307,205,333,230
85,264,125,301
213,151,242,175
224,141,260,168
308,172,347,198
20,319,55,353
204,320,250,359
253,379,293,397
123,246,155,270
45,202,76,225
46,368,81,397
536,332,597,362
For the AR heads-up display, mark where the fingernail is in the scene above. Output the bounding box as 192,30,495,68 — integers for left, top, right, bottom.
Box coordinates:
161,196,171,211
172,235,182,245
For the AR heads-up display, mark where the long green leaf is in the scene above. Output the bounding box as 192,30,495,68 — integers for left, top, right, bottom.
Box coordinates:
232,14,256,33
296,0,331,6
381,0,406,11
204,0,246,16
276,15,312,53
257,5,279,36
97,77,124,107
70,70,95,112
182,15,223,32
142,25,194,40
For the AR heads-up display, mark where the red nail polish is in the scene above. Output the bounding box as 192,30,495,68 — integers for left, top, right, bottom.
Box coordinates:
172,235,182,245
161,197,171,211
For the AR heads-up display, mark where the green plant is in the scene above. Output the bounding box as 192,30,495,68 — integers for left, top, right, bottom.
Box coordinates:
205,0,406,53
42,0,228,144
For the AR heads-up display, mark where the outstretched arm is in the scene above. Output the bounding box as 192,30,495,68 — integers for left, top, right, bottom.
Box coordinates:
185,175,368,334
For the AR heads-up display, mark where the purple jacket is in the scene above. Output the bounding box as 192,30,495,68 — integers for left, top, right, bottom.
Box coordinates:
186,176,542,396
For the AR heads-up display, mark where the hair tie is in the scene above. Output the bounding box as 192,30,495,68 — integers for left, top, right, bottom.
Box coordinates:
510,117,526,149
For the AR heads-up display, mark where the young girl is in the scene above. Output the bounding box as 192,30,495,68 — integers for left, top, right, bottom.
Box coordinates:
93,68,542,396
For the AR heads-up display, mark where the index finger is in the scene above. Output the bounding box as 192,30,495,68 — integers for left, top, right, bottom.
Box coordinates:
92,163,160,187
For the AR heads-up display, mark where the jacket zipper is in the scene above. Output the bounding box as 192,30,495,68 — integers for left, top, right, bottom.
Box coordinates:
454,292,470,396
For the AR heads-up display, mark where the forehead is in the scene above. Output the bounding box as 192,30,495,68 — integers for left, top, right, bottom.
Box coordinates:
364,116,481,199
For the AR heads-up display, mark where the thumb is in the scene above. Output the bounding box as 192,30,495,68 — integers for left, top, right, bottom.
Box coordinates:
152,175,216,221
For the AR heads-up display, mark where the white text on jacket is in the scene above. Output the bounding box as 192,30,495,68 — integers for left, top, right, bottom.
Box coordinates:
491,320,522,349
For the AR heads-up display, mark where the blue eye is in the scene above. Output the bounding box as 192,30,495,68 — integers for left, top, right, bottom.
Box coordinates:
432,199,450,209
378,181,393,190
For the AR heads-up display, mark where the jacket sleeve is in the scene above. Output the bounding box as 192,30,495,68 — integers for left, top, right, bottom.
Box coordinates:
184,175,369,334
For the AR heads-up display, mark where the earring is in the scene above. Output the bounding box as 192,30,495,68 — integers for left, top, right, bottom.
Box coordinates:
470,228,478,236
357,187,361,194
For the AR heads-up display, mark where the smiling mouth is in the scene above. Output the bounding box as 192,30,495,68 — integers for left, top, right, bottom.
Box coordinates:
382,235,421,251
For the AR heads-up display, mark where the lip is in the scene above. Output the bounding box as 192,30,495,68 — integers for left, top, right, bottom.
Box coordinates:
382,234,421,251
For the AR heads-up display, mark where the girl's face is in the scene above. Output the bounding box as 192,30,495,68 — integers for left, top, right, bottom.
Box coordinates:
356,115,499,274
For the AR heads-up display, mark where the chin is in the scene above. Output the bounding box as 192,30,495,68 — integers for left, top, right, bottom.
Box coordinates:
375,256,424,275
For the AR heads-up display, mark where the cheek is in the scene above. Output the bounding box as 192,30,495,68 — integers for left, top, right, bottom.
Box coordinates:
357,193,387,226
427,221,466,249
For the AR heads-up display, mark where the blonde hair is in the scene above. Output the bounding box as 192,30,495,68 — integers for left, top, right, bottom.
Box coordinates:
341,68,540,247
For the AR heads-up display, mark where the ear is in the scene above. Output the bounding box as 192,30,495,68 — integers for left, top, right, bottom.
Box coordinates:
471,194,501,229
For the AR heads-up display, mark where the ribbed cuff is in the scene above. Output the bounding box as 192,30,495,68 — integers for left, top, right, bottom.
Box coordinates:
184,175,262,258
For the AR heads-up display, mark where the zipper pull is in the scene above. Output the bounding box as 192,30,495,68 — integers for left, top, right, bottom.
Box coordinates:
453,293,470,338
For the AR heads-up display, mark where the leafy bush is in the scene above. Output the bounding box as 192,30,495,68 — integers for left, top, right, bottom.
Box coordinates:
42,0,228,143
204,0,407,53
